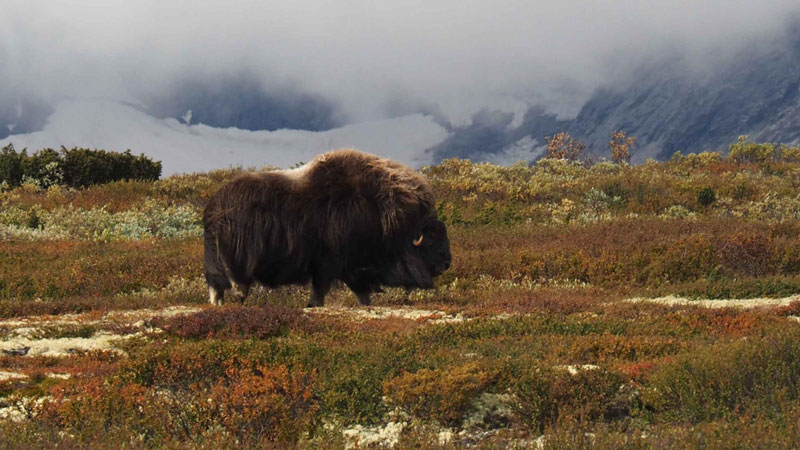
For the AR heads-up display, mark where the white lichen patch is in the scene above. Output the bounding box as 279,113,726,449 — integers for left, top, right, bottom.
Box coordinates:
624,295,800,309
0,305,203,329
0,371,27,381
0,405,26,422
554,364,601,376
462,392,515,430
438,429,455,446
308,306,467,324
0,331,139,357
0,397,49,422
342,421,406,449
123,277,207,300
0,306,206,358
47,373,71,380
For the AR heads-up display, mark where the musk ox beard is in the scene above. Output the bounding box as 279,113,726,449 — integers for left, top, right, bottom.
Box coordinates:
203,149,452,307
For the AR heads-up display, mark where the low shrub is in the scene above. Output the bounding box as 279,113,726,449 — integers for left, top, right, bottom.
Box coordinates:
158,304,304,339
383,362,497,427
513,366,629,432
565,333,686,364
680,276,800,300
697,187,716,208
774,300,800,316
716,232,775,277
208,362,318,446
643,326,800,422
728,135,777,164
37,360,316,447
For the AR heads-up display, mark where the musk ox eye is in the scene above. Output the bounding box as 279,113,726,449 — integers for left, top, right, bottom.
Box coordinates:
413,234,424,246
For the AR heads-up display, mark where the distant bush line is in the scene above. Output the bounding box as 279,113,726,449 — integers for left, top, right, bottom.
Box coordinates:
0,144,161,189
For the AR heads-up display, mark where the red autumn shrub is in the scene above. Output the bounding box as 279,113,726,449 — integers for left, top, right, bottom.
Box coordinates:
158,304,303,339
716,232,775,277
208,362,318,445
775,300,800,317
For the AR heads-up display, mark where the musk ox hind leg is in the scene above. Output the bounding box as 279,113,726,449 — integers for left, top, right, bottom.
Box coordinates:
205,271,230,306
208,285,224,306
204,229,231,305
307,277,332,308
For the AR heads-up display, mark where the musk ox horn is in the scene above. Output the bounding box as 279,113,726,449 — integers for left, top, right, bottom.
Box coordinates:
413,234,424,246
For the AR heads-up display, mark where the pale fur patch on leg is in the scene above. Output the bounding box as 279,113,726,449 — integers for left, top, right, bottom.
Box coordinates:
208,286,222,305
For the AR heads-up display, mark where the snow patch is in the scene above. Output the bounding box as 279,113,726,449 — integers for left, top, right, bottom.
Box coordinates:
0,100,449,175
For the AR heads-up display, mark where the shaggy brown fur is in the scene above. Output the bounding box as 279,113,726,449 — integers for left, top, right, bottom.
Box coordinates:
203,149,451,306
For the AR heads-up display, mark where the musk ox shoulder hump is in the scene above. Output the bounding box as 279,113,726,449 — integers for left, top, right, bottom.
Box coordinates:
277,149,435,238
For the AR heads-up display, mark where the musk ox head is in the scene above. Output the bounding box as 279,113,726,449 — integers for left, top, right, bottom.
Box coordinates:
412,215,452,278
375,215,451,290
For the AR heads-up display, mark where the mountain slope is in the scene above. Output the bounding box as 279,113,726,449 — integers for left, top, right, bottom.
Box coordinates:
431,24,800,163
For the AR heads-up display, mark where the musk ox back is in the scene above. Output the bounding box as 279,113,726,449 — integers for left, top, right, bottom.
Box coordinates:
203,149,451,306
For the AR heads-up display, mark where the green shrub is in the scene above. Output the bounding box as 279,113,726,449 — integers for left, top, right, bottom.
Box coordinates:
697,187,716,208
778,145,800,162
0,145,161,189
0,144,24,187
61,147,161,187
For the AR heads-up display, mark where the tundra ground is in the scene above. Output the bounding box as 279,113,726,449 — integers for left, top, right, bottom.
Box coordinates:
3,153,800,448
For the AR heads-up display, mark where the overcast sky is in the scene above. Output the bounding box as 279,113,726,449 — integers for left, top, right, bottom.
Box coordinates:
3,0,799,125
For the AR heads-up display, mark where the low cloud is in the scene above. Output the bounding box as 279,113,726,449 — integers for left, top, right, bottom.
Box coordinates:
1,1,799,169
4,1,799,123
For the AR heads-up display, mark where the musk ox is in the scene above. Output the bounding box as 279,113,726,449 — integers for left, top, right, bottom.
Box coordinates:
203,149,451,307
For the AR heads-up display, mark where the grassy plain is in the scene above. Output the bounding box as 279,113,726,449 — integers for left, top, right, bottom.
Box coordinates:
2,149,800,448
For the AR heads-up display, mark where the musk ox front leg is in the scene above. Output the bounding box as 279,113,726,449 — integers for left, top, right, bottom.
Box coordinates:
344,280,372,306
208,286,224,306
205,269,230,306
307,259,342,307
